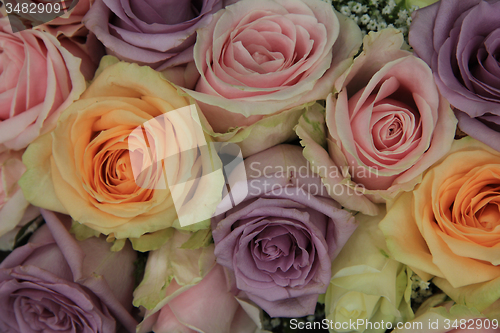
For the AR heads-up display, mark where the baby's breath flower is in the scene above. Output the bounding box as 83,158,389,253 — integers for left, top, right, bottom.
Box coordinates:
367,19,378,30
332,0,419,41
360,14,371,24
398,9,409,20
352,2,363,12
382,5,393,14
377,21,387,30
350,14,360,24
410,273,432,304
340,5,351,16
270,318,281,328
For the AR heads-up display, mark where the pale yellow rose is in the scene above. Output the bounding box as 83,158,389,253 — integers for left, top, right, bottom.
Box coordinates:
325,210,414,333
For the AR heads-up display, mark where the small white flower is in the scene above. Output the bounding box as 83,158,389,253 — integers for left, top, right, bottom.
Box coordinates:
377,21,387,30
395,17,405,25
407,17,412,26
340,5,351,16
270,318,281,328
369,0,379,7
350,14,359,24
382,5,393,14
360,14,371,25
398,9,409,20
352,3,363,13
367,19,378,30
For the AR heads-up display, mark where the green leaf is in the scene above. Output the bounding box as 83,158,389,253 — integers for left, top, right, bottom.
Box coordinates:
132,229,216,310
70,220,101,241
13,215,44,249
129,228,175,252
180,228,213,250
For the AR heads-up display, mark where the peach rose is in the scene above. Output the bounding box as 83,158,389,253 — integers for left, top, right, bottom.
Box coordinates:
296,29,457,216
19,57,224,247
0,17,86,150
380,137,500,313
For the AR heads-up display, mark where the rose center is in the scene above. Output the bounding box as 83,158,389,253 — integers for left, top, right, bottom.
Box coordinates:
263,244,284,259
387,120,402,137
19,297,74,331
476,202,500,229
252,51,272,65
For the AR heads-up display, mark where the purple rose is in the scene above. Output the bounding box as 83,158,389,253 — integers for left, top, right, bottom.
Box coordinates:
0,209,137,333
409,0,500,151
83,0,223,71
211,144,357,317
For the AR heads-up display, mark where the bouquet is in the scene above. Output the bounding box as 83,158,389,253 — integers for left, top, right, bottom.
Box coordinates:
0,0,500,332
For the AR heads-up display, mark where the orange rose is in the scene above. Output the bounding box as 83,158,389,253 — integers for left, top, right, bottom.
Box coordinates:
380,137,500,312
20,57,224,248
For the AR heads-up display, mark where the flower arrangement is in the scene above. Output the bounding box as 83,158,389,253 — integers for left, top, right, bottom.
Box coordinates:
0,0,499,332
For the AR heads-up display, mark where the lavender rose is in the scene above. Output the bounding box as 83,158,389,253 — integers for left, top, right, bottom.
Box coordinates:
83,0,223,71
0,209,137,333
211,144,357,317
409,0,500,151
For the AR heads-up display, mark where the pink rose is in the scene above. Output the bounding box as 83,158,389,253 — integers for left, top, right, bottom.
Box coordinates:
297,29,458,215
0,209,138,332
0,18,86,150
212,144,357,317
0,148,39,250
183,0,362,135
138,264,259,333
